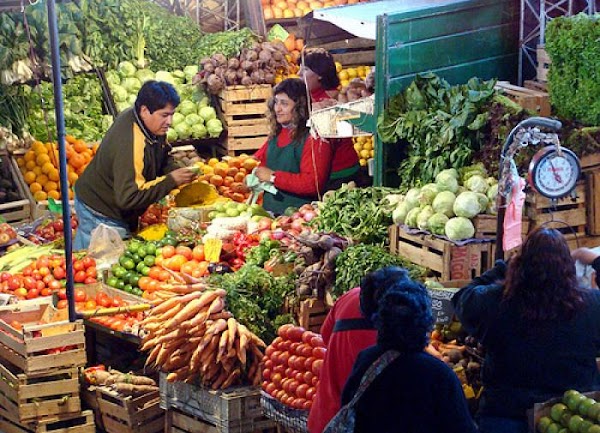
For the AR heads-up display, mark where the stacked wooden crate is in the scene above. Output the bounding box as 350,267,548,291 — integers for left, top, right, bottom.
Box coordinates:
160,372,275,433
0,300,93,433
96,386,164,433
218,85,272,156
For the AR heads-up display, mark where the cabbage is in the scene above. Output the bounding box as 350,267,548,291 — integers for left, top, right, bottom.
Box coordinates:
135,69,155,83
184,65,199,80
122,77,142,93
199,106,217,121
432,191,456,217
435,172,459,193
465,175,488,194
166,128,178,142
105,70,120,86
206,118,223,138
191,123,207,139
116,101,130,113
461,163,487,183
185,113,202,126
173,69,185,79
118,61,137,77
111,85,128,102
392,201,411,224
445,217,475,241
418,183,440,205
417,205,434,231
435,168,458,181
384,194,404,207
453,191,481,218
428,213,449,235
486,184,499,215
127,94,137,105
486,176,497,187
475,193,489,213
172,112,185,126
405,207,421,228
155,70,175,84
174,123,191,139
179,100,197,116
198,96,210,108
405,188,421,209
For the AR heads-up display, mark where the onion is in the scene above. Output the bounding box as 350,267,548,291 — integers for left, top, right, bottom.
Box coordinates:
302,211,316,222
292,212,302,220
291,219,305,232
271,229,286,240
258,217,273,231
259,230,272,240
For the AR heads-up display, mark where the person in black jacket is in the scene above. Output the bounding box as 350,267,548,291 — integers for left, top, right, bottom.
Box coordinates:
341,275,478,433
453,227,600,433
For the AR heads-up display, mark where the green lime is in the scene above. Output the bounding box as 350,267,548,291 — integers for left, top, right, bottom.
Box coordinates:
107,276,118,288
140,266,150,276
164,237,178,247
129,274,141,287
123,284,133,293
166,229,177,237
133,288,143,297
225,208,239,217
113,266,127,279
214,203,226,213
145,243,157,256
116,279,125,290
127,241,141,254
119,255,129,266
136,261,146,273
208,211,218,220
144,255,155,267
130,253,141,263
122,258,135,270
137,246,148,258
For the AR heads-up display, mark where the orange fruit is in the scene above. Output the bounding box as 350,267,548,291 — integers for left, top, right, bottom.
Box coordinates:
68,172,78,185
33,191,47,201
73,140,87,153
48,168,59,182
29,182,42,194
36,174,49,185
47,190,60,200
210,175,224,186
43,181,58,193
207,157,219,167
16,157,25,167
36,153,50,166
32,166,42,176
25,160,37,170
23,171,36,184
24,151,35,162
264,6,274,19
69,154,85,169
41,161,55,175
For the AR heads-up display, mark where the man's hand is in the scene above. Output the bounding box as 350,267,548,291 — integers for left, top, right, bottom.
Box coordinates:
170,167,198,186
572,248,600,265
254,166,274,183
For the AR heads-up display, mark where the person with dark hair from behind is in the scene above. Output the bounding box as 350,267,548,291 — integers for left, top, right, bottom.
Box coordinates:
299,49,362,191
307,267,410,433
453,227,600,433
253,78,332,215
339,276,478,433
74,80,198,249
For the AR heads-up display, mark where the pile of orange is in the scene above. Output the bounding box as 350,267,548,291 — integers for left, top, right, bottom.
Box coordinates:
197,154,259,203
16,135,98,201
262,0,367,20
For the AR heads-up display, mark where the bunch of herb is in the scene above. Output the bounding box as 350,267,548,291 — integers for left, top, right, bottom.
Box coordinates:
311,185,398,245
0,85,29,135
244,239,282,267
377,73,496,190
332,243,427,299
196,28,260,60
546,14,600,126
209,264,296,343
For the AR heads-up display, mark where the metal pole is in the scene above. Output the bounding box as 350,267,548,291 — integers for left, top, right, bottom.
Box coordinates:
46,0,76,322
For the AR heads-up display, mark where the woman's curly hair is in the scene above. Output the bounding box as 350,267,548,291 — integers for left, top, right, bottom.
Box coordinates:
360,266,409,325
503,227,584,320
267,78,310,141
375,279,434,352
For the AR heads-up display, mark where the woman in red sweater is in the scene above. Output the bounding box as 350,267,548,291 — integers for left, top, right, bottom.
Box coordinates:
253,78,332,215
299,49,362,191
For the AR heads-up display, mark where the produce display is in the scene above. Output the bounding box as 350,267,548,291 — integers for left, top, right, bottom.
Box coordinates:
108,239,161,297
140,289,266,389
261,324,326,411
537,390,600,433
353,135,374,166
262,0,370,20
29,214,79,244
170,147,201,167
391,164,498,241
83,365,158,396
197,155,258,203
16,136,97,201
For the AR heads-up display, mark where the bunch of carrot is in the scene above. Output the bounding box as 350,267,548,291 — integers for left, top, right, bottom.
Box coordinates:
139,289,266,390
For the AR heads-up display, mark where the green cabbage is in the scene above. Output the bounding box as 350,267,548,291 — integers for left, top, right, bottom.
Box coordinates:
392,201,411,224
199,106,217,121
486,184,499,215
475,193,489,213
445,217,475,241
172,112,185,126
166,128,178,142
417,205,434,231
206,118,223,138
405,207,421,228
418,183,439,206
155,70,175,84
432,191,456,217
435,173,459,193
174,123,191,139
453,191,481,218
118,61,137,77
465,175,488,194
179,100,198,116
184,65,199,80
405,187,421,209
127,94,137,105
191,123,207,139
428,213,449,235
112,85,128,102
435,168,458,181
173,69,185,79
122,77,142,93
135,69,155,83
105,71,120,86
185,113,202,126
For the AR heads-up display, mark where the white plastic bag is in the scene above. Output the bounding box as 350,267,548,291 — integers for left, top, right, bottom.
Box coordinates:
87,224,125,268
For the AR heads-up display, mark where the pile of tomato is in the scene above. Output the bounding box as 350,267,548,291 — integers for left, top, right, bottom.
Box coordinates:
0,254,97,300
262,324,326,411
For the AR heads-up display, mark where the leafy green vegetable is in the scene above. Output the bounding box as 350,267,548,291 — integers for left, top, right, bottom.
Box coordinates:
333,244,427,299
209,264,295,344
244,239,282,267
546,13,600,126
195,28,259,60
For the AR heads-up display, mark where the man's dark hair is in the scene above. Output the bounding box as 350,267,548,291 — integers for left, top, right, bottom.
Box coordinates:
360,266,409,324
134,80,180,114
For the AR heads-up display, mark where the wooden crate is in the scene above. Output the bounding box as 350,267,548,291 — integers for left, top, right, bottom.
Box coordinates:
297,298,329,333
0,363,80,424
0,302,86,374
79,386,102,431
526,182,587,236
0,156,32,223
389,225,493,281
587,171,600,235
96,386,163,433
165,407,275,433
218,85,272,156
523,80,548,93
318,38,375,67
159,374,274,433
536,45,550,82
494,82,551,116
472,214,529,239
0,410,94,433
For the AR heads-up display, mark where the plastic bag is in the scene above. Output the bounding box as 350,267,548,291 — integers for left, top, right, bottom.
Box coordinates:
88,224,125,268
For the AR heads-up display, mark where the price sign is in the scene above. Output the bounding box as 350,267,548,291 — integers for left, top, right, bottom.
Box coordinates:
427,287,459,324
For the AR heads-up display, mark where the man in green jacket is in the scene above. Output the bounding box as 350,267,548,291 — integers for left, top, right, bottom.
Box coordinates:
74,80,197,249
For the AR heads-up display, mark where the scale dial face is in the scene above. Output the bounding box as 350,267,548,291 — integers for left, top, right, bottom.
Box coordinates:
528,147,581,199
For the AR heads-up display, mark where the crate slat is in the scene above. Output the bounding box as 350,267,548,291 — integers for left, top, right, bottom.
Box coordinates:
526,182,587,236
96,386,163,433
298,298,329,333
0,156,31,223
0,410,94,433
165,407,274,433
219,85,273,103
494,81,551,116
587,171,600,235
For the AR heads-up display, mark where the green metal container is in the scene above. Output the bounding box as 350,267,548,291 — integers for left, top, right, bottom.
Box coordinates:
373,0,519,186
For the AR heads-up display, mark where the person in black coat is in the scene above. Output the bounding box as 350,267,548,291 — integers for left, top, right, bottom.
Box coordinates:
453,228,600,433
341,274,478,433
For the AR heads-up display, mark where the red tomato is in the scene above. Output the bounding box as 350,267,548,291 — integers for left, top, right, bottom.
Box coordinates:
84,277,97,285
57,299,68,309
287,355,297,369
26,288,39,299
285,395,295,407
8,276,23,291
57,288,67,300
84,300,97,310
36,280,45,291
284,367,294,378
278,324,294,339
48,280,62,291
81,256,95,269
273,365,286,375
294,356,307,371
53,266,66,280
279,340,292,352
262,368,271,381
287,326,306,342
271,372,282,387
112,296,123,307
23,276,36,290
85,266,97,278
38,266,50,277
310,336,325,348
311,359,324,376
279,351,290,366
40,287,52,296
288,379,300,396
312,347,326,359
302,331,319,344
42,274,55,285
303,400,312,410
265,346,275,358
305,386,317,401
271,350,282,365
265,382,277,397
0,272,11,282
296,383,309,399
261,380,269,391
74,289,87,302
298,343,313,358
74,271,87,283
73,260,84,272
